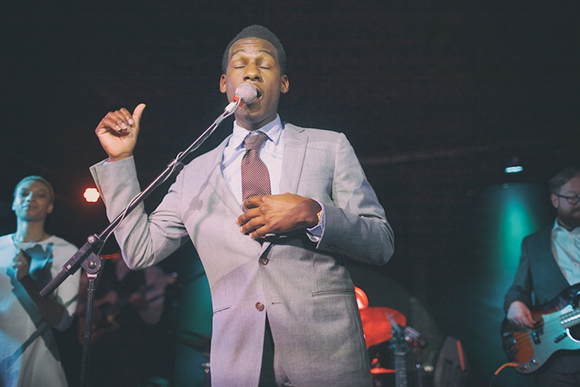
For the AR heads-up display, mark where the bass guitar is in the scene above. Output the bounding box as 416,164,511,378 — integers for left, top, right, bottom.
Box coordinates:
501,284,580,373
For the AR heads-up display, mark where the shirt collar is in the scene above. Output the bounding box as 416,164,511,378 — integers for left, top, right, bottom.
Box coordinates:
231,115,283,150
553,218,580,235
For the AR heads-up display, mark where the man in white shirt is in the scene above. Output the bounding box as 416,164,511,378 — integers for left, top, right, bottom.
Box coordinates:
504,167,580,386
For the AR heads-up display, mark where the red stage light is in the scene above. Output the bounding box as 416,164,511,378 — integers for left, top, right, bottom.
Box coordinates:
83,188,100,203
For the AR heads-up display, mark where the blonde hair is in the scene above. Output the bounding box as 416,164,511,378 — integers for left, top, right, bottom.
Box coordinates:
14,175,55,204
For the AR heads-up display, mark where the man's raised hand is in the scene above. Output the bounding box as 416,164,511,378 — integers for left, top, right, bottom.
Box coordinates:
95,103,146,162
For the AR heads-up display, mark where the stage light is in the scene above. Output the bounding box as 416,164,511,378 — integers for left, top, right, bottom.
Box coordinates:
505,166,523,174
505,156,523,174
83,188,100,203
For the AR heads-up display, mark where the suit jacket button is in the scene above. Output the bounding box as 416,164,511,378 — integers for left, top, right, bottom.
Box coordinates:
260,258,269,265
255,302,265,311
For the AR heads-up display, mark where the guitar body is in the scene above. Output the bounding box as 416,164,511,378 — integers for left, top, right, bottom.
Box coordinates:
501,284,580,373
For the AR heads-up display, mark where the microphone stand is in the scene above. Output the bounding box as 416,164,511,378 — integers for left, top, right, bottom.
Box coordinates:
79,253,104,387
40,98,242,387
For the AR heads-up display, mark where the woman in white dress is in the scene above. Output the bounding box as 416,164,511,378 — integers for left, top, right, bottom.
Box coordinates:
0,176,80,387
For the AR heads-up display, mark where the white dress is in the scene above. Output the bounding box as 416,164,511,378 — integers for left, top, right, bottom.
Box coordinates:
0,234,80,387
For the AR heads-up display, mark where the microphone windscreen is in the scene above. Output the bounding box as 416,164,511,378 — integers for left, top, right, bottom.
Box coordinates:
234,83,258,105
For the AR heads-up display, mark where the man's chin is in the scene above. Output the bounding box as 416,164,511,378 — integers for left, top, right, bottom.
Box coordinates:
235,110,276,130
236,104,260,118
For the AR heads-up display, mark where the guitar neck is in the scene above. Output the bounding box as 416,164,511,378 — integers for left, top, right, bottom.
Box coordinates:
561,309,580,328
394,353,407,387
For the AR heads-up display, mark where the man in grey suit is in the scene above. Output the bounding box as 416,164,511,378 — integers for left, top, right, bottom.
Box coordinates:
90,25,394,386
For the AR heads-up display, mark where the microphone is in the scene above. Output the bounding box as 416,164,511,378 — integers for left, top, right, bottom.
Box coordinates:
224,83,258,114
233,83,258,105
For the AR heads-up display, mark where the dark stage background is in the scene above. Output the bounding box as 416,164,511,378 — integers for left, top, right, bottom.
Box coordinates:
1,1,579,386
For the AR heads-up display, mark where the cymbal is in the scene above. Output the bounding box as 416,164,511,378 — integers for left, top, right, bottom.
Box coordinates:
370,367,395,375
359,306,406,348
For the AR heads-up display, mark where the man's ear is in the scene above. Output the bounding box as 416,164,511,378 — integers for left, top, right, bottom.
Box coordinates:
47,203,54,215
280,75,289,94
220,74,227,94
551,193,559,209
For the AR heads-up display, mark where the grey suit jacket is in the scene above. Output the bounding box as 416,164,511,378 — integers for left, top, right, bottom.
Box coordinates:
91,123,394,386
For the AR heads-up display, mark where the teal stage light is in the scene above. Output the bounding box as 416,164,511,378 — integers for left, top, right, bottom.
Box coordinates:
505,165,523,174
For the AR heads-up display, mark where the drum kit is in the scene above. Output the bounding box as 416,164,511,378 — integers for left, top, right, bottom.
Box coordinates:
358,290,428,387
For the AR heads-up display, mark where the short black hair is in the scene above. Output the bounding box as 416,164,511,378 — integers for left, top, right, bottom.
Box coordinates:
549,167,580,194
221,25,286,74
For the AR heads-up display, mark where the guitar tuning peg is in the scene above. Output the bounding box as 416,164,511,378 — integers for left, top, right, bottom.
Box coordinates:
405,325,427,348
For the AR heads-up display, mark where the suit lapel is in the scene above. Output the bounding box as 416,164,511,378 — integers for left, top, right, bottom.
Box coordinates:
258,124,308,253
203,135,267,252
280,123,307,194
206,135,243,217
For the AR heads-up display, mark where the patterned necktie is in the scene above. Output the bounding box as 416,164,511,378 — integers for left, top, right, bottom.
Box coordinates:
241,132,271,205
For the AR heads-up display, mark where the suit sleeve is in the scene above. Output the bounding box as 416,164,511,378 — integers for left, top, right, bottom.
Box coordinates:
504,237,533,311
316,132,394,266
90,157,189,270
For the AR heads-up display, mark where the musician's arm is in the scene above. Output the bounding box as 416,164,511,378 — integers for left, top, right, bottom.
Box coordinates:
504,238,533,312
504,239,536,327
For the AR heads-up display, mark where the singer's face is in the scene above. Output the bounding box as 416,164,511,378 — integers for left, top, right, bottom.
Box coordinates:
220,38,289,131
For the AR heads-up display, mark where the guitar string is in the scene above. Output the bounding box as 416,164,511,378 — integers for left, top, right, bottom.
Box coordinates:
513,317,576,339
507,317,577,348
